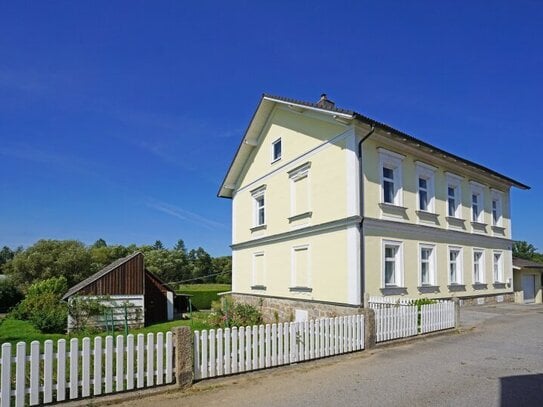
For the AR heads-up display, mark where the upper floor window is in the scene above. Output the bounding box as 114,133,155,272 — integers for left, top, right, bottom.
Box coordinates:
493,251,503,283
416,162,436,212
378,148,404,206
383,240,402,287
288,162,311,217
446,173,462,218
470,182,485,223
271,138,282,162
491,190,503,226
420,244,436,286
251,187,266,227
449,247,463,285
473,249,484,284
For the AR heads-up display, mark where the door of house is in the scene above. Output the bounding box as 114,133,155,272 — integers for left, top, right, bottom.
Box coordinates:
522,274,536,304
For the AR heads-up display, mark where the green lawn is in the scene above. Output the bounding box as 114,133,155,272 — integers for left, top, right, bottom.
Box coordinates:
177,283,231,310
0,312,213,347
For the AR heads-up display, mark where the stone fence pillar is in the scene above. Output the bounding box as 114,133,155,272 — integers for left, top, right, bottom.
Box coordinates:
359,308,376,349
172,326,193,389
453,297,461,329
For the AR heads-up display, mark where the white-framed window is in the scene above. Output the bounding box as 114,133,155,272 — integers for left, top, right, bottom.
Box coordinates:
378,148,404,206
252,252,265,287
446,173,462,218
289,162,311,216
493,251,503,283
473,249,485,284
419,244,436,286
291,245,310,288
416,163,436,212
448,246,463,284
251,187,266,227
383,240,403,287
470,182,485,223
271,138,282,162
491,190,503,226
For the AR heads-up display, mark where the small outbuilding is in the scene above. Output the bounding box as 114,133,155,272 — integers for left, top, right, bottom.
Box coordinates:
62,252,177,331
513,257,543,304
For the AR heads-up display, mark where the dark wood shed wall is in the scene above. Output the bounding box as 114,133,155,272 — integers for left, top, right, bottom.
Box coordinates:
79,253,144,296
144,270,169,325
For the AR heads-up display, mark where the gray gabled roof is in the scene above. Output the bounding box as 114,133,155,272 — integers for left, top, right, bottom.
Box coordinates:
62,252,142,300
513,257,543,269
218,93,530,198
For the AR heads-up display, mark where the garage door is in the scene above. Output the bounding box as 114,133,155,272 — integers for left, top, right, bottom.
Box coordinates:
522,275,536,304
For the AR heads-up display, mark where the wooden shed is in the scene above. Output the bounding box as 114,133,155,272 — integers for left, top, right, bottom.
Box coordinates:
62,252,176,331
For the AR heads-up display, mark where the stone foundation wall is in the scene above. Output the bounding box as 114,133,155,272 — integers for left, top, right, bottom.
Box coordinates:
229,293,363,323
458,292,514,306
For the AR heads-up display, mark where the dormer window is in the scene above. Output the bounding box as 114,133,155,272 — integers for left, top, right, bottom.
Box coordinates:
272,138,282,162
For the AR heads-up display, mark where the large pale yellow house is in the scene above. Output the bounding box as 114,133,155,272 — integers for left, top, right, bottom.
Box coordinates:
218,93,529,321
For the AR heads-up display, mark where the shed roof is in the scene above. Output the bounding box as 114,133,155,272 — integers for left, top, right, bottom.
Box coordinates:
513,257,543,269
218,93,530,198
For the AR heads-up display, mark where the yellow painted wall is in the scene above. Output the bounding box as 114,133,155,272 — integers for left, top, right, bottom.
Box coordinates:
363,223,513,299
232,228,352,303
232,106,351,244
361,134,512,238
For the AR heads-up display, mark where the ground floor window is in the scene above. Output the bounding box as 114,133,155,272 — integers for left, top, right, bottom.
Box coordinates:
449,247,463,284
420,244,435,286
473,250,484,284
493,251,503,283
383,240,402,287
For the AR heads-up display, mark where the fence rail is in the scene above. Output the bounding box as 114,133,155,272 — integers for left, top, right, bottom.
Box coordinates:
369,298,455,342
0,332,173,407
194,315,365,380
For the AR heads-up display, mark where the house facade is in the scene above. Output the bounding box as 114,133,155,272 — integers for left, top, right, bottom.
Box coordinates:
218,94,529,321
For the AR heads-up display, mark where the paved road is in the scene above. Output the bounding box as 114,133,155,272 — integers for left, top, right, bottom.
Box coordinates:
116,304,543,407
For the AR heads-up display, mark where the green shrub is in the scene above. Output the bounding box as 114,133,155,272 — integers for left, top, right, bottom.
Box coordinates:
11,276,68,333
207,297,262,328
0,278,23,312
68,296,108,333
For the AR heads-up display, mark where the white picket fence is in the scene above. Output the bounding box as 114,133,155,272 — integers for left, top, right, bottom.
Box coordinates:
372,304,419,342
0,332,174,407
369,298,455,342
420,302,455,333
194,315,365,380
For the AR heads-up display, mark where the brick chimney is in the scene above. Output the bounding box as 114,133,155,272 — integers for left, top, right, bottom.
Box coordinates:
316,93,335,109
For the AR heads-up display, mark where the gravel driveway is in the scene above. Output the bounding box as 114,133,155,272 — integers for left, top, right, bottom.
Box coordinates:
112,303,543,407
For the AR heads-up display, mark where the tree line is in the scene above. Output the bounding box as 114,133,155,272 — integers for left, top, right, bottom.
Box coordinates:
0,238,231,293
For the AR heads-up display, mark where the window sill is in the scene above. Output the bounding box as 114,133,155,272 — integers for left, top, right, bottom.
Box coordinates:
491,225,506,234
288,211,312,223
448,284,466,292
379,203,408,219
250,285,267,291
471,221,488,233
446,216,466,229
380,286,408,296
250,224,267,232
289,286,312,293
472,283,488,290
418,285,440,294
416,210,439,223
493,282,507,288
271,157,281,164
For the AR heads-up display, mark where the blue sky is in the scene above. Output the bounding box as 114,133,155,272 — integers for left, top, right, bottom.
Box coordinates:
0,1,542,256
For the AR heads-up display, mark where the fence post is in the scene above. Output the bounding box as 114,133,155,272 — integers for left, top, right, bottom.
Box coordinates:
359,308,376,349
172,326,193,389
453,298,460,329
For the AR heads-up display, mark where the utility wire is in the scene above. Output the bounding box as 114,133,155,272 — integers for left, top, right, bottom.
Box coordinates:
166,270,230,286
